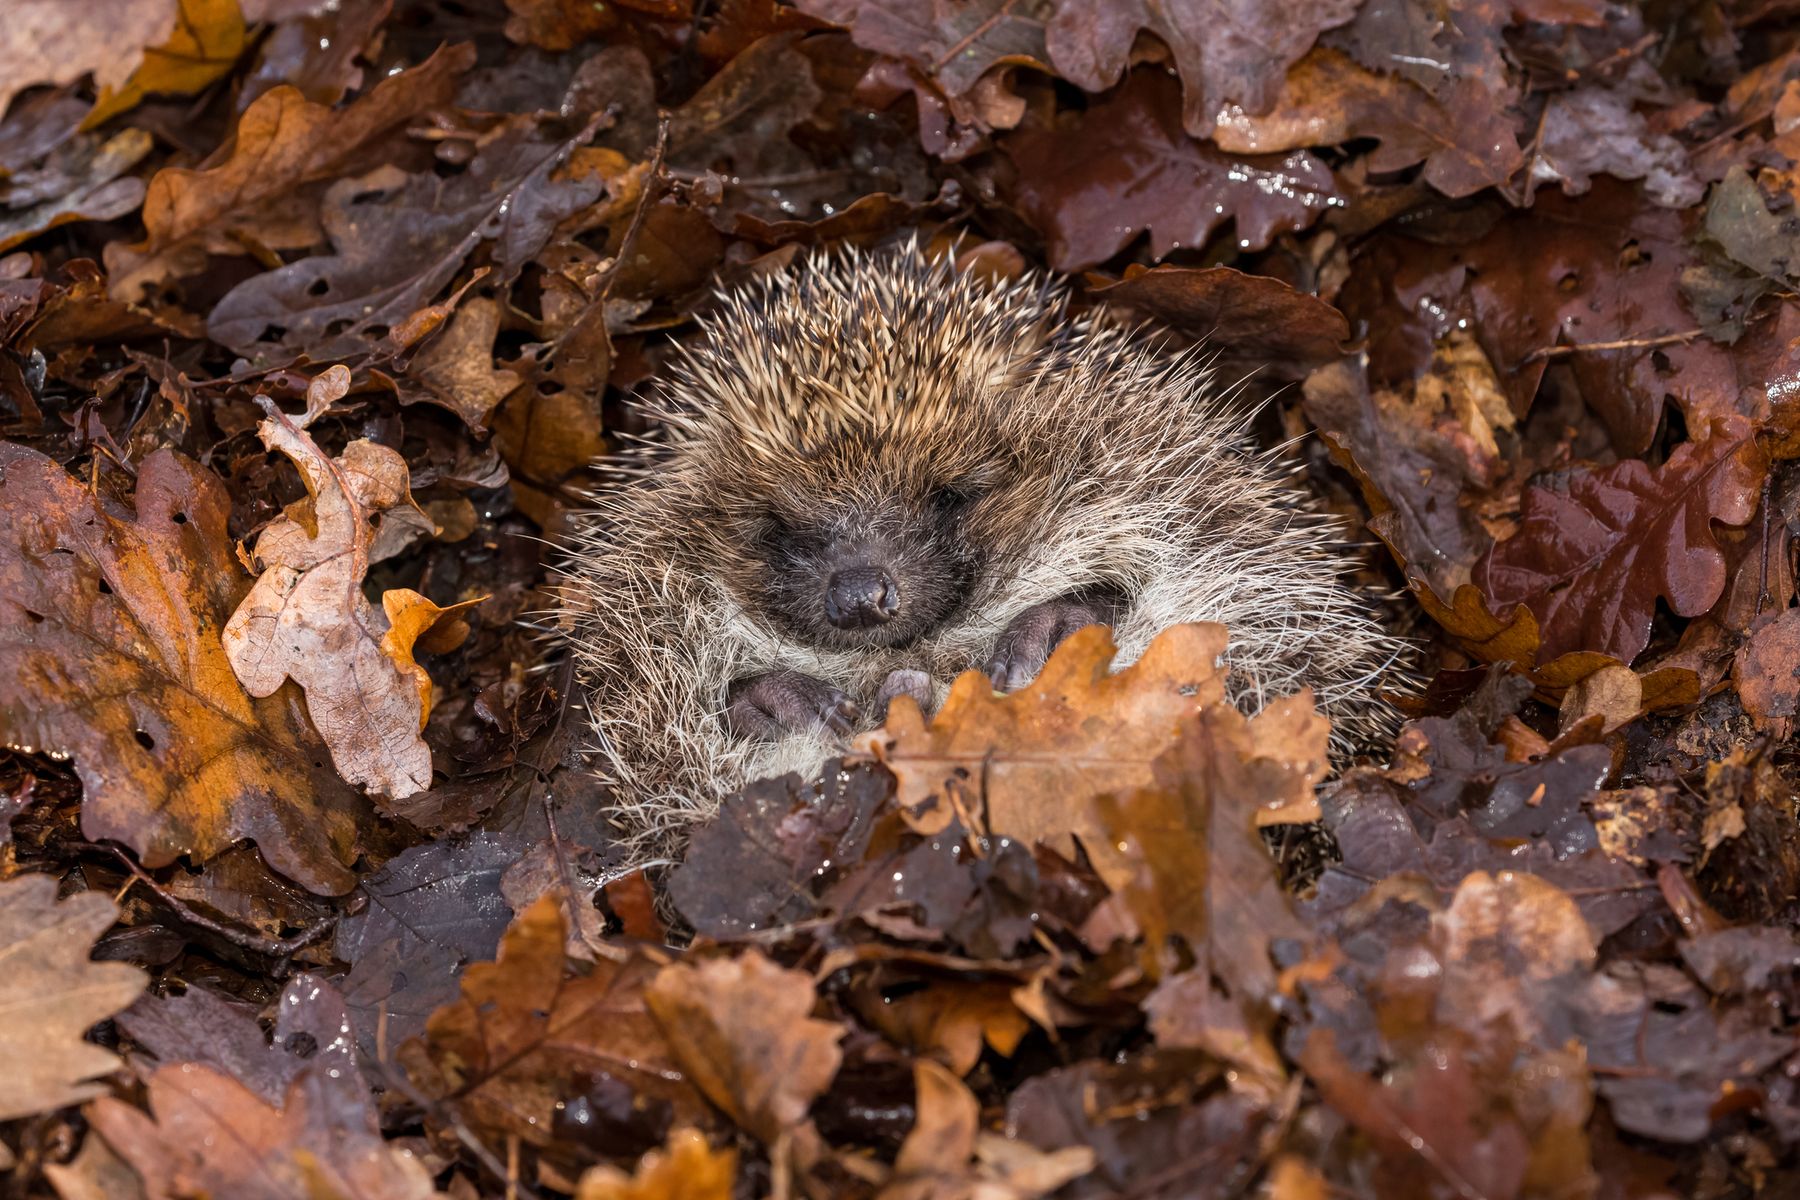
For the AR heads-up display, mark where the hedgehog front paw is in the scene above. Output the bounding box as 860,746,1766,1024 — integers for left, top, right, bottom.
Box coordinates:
725,669,859,741
985,595,1117,693
875,667,934,720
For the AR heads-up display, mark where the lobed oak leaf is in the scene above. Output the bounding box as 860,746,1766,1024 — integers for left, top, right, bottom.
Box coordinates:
1531,87,1702,210
1043,0,1360,138
793,0,1052,105
395,295,521,432
645,948,845,1145
854,622,1232,891
88,1062,442,1200
104,45,476,302
223,367,450,798
1212,47,1523,199
207,113,605,361
1003,71,1338,271
1474,419,1766,664
0,875,146,1121
0,442,362,893
575,1129,736,1200
401,894,702,1148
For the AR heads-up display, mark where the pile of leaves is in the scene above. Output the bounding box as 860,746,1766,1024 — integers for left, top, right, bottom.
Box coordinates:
7,0,1800,1196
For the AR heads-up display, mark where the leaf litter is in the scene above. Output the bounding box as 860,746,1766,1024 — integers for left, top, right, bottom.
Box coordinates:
7,2,1800,1198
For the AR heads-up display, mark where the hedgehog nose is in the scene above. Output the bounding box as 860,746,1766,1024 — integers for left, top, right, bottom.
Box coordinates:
825,567,898,629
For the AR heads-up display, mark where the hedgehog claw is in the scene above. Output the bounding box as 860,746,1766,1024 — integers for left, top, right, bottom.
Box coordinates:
985,595,1117,693
726,669,858,741
876,667,934,720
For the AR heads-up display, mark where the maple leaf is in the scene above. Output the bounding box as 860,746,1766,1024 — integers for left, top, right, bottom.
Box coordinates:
1004,71,1338,271
1474,418,1765,664
855,622,1239,890
0,875,145,1121
645,949,846,1145
221,369,459,797
0,443,363,893
89,1062,442,1200
401,894,704,1149
104,44,476,301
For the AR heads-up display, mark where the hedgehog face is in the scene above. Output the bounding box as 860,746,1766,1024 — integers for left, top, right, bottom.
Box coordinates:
702,425,1027,652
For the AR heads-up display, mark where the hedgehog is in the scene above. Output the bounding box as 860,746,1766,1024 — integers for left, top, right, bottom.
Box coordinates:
557,241,1404,856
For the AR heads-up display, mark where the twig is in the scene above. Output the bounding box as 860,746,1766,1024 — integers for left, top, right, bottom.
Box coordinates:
100,845,337,959
1521,329,1704,363
592,111,671,304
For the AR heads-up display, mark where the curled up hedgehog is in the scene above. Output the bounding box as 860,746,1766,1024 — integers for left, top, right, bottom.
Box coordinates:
557,241,1405,855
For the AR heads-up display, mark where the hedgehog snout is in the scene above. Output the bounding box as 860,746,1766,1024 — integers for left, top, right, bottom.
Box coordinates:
824,565,899,629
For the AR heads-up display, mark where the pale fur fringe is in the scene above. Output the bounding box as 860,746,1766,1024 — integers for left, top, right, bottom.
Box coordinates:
554,240,1409,861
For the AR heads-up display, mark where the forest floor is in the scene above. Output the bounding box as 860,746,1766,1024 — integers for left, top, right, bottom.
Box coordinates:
5,2,1800,1198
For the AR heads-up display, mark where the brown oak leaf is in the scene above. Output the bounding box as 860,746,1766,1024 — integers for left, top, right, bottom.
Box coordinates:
1093,265,1349,376
88,1062,441,1200
575,1129,737,1200
1,0,178,120
223,367,467,800
83,0,248,128
855,622,1312,891
0,875,145,1121
0,444,362,893
1004,70,1339,272
104,44,475,301
401,894,703,1149
645,949,845,1145
1474,418,1765,664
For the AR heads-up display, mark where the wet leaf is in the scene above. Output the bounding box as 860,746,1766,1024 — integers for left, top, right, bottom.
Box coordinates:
0,443,362,893
0,875,145,1121
1004,71,1338,271
1475,418,1765,663
1090,266,1348,374
0,130,152,254
403,895,703,1149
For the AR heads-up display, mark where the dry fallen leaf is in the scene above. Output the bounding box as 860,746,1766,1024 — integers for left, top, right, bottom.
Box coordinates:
223,366,460,799
0,875,145,1121
0,0,178,120
645,948,845,1145
401,894,703,1149
855,622,1234,889
0,443,362,893
88,1062,441,1200
83,0,248,129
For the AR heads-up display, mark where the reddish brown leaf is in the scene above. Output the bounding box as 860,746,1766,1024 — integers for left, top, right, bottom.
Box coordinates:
1733,607,1800,734
1004,71,1338,271
402,895,702,1149
1474,418,1765,664
1090,266,1348,374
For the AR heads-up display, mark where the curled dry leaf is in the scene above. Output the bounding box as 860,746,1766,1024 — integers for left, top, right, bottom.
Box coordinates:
645,948,845,1145
0,875,145,1122
856,622,1237,890
223,366,458,799
0,443,362,893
